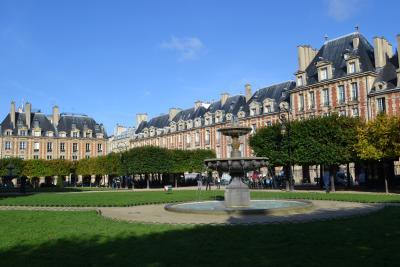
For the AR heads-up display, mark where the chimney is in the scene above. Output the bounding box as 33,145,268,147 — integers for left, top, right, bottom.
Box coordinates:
353,35,360,49
194,100,202,110
10,101,16,128
136,113,148,126
245,84,252,102
168,108,181,121
25,102,31,129
374,36,392,68
220,93,229,106
297,45,318,71
397,34,400,86
52,105,60,128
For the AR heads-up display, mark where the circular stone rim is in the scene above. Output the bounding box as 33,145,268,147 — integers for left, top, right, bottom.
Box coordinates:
164,200,313,215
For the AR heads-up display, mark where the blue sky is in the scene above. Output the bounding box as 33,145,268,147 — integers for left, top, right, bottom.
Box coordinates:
0,0,399,134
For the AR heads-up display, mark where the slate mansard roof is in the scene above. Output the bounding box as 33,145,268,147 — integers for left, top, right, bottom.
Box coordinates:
134,80,296,135
0,110,107,138
304,32,376,85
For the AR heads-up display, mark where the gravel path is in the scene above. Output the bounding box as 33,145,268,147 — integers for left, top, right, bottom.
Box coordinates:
0,200,392,225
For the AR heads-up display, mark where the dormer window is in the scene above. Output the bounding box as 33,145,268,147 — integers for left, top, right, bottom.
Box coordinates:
59,131,66,138
186,120,193,129
249,102,261,116
46,131,54,137
346,56,360,74
85,131,92,138
170,122,177,132
226,113,233,121
150,128,155,137
263,98,275,114
19,129,27,136
320,67,328,80
348,62,355,74
237,111,246,118
178,121,185,131
5,130,12,136
72,131,79,138
33,130,41,137
194,118,202,128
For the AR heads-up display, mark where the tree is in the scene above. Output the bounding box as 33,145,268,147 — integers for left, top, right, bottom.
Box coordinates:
354,113,400,193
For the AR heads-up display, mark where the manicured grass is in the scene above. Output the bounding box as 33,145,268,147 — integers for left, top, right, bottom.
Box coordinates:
1,190,400,207
0,190,224,207
0,207,400,266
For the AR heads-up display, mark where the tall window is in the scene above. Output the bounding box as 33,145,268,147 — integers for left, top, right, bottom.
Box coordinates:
351,83,358,101
309,91,315,109
352,107,359,117
377,98,386,113
323,88,330,106
60,155,65,160
265,105,272,113
216,131,220,144
85,143,90,152
5,141,11,150
34,142,40,152
195,132,200,145
47,142,53,152
60,143,65,152
33,155,39,159
299,94,304,111
19,130,27,136
205,130,210,145
73,143,78,152
19,141,26,150
97,143,103,152
338,85,345,104
72,132,78,138
320,68,328,80
251,124,257,134
186,134,191,145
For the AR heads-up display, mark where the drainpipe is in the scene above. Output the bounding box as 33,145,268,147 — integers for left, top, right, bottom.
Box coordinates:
366,76,371,121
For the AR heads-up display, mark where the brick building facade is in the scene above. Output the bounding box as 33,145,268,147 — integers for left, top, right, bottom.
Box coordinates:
111,31,400,181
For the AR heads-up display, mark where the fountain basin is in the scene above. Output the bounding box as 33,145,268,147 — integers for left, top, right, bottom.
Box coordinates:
165,200,313,215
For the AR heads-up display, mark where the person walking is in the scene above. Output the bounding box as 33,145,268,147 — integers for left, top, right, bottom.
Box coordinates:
197,175,202,190
205,173,212,191
216,175,221,189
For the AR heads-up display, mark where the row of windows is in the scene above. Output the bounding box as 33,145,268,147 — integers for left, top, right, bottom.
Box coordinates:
298,83,359,111
3,142,103,153
3,130,102,138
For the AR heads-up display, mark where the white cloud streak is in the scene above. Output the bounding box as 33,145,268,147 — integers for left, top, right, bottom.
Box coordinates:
161,36,205,61
327,0,361,21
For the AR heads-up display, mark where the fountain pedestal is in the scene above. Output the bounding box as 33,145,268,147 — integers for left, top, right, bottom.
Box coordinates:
224,177,250,208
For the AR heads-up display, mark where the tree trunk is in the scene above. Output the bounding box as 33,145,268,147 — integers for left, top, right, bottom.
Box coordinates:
383,161,389,194
285,165,290,191
146,174,150,189
319,165,324,189
346,163,351,188
330,165,336,192
175,174,178,188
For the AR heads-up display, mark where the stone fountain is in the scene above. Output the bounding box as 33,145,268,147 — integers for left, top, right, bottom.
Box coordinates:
204,123,268,208
165,120,312,215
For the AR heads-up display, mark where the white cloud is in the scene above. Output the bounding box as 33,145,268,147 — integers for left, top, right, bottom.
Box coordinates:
327,0,361,21
161,36,204,61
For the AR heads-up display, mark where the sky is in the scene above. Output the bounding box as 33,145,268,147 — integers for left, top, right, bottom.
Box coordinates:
0,0,399,134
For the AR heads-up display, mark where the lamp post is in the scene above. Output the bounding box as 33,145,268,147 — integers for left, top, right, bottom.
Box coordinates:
279,101,294,191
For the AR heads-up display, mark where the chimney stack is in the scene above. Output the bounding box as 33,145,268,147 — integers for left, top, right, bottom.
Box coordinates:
245,84,252,102
397,34,400,86
136,113,148,126
52,105,60,128
25,102,31,129
10,101,16,128
168,108,181,121
353,35,360,50
220,93,230,106
297,45,318,71
194,100,202,110
374,36,392,68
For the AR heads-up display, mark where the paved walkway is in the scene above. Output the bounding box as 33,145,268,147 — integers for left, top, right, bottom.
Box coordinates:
0,200,389,225
99,200,384,225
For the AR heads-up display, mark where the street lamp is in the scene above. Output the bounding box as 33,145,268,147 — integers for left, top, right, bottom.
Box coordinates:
279,100,294,191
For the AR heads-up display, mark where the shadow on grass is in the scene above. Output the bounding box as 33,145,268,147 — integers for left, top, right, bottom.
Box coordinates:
1,208,400,267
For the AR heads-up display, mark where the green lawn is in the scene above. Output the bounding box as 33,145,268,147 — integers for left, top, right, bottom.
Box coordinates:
1,190,400,207
0,207,399,266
